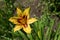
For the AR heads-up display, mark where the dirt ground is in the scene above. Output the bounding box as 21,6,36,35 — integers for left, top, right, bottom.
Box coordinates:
0,0,45,18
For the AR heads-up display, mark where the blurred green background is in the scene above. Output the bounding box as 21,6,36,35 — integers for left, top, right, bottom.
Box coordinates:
0,0,60,40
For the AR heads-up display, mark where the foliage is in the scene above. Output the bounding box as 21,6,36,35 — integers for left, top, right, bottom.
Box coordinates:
0,0,60,40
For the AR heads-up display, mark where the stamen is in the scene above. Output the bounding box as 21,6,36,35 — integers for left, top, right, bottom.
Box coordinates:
23,15,25,18
23,15,27,19
17,19,21,23
23,24,28,28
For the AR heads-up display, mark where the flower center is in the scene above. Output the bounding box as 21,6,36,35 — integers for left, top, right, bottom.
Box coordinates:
17,15,28,28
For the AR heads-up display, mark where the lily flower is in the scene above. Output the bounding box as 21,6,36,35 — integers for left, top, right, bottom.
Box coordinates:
9,7,37,33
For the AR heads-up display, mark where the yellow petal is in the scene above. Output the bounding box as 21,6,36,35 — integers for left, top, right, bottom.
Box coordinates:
14,25,22,32
23,7,30,18
9,17,19,24
28,18,37,24
17,8,22,16
23,25,32,33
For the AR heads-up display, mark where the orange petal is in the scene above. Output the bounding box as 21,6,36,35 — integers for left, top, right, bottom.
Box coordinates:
17,8,22,16
23,25,32,33
28,18,37,24
14,25,22,32
9,17,19,24
23,7,30,18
